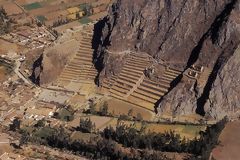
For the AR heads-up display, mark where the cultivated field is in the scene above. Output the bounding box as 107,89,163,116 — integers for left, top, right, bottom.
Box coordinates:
75,114,206,140
146,123,205,139
1,2,23,15
70,131,98,143
68,114,114,130
12,0,112,27
101,98,154,120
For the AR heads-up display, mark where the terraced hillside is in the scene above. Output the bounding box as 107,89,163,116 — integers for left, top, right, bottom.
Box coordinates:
101,53,182,111
128,67,181,111
56,25,97,87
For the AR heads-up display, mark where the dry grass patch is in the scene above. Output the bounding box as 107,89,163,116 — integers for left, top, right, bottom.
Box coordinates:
0,39,25,55
89,114,205,140
104,98,153,121
0,66,8,81
105,120,206,140
2,2,23,15
70,131,97,143
146,123,206,140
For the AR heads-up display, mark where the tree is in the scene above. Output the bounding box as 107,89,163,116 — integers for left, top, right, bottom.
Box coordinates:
9,117,21,131
0,6,7,17
47,126,69,148
78,118,95,133
140,121,147,133
0,6,11,35
76,12,80,19
52,29,58,38
128,109,133,117
99,102,108,116
82,4,93,16
119,114,130,120
34,119,45,128
19,132,29,146
89,102,96,114
135,113,143,121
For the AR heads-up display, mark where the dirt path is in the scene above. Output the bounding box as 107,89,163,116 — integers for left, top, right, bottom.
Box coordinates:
98,117,115,130
14,59,34,86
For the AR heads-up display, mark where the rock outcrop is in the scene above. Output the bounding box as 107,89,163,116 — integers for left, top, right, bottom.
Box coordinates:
96,0,234,72
95,0,240,120
206,45,240,120
30,31,81,85
159,0,240,120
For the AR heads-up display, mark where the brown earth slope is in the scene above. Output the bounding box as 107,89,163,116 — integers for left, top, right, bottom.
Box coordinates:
211,120,240,160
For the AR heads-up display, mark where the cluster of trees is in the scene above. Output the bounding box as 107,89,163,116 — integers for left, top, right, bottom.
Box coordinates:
0,6,11,35
118,109,143,121
17,112,227,160
83,4,93,17
77,118,96,133
102,123,190,153
9,117,21,131
19,124,170,160
52,18,70,28
191,117,228,159
102,117,228,159
53,106,74,122
0,58,14,74
87,101,109,116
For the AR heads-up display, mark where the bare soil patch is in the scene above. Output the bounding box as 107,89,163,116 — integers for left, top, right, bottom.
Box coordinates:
2,2,23,15
0,66,9,82
212,120,240,160
0,39,25,55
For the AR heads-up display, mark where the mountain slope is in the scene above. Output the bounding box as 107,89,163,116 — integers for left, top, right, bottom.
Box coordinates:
95,0,240,120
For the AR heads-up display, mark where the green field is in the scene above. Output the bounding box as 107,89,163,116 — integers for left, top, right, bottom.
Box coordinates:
23,2,42,10
79,17,92,24
103,118,206,140
70,131,97,142
36,15,47,23
79,3,89,10
146,123,206,139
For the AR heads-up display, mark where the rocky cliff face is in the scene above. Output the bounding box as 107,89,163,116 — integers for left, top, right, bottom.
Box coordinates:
30,34,80,85
97,0,235,70
95,0,240,120
29,48,69,86
206,2,240,120
206,45,240,120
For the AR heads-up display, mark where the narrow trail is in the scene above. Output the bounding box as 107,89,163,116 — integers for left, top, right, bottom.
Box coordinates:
14,60,34,86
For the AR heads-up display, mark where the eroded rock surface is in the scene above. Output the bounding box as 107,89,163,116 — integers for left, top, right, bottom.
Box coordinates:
96,0,234,74
95,0,240,120
206,45,240,120
30,31,81,85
